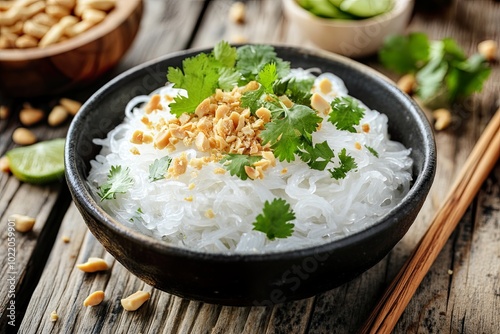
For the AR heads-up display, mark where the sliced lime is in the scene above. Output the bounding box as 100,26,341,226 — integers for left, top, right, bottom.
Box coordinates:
340,0,393,18
6,138,66,184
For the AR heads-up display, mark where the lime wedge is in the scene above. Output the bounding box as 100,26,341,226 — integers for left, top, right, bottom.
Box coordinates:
6,138,66,184
340,0,393,18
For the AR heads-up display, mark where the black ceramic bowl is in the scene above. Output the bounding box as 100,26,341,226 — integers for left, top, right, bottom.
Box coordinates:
65,45,436,306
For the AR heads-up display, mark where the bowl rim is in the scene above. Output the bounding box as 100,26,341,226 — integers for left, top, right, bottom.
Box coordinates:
66,43,436,262
0,0,142,61
282,0,414,27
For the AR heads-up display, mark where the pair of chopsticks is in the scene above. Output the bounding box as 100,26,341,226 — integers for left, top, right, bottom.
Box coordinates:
360,107,500,334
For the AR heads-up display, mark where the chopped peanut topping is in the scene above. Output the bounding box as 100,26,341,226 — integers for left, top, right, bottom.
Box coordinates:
319,78,332,94
205,209,215,219
311,93,330,115
354,142,362,150
168,153,188,177
256,107,271,123
144,94,162,113
130,147,140,155
214,167,226,174
184,196,193,202
362,123,370,133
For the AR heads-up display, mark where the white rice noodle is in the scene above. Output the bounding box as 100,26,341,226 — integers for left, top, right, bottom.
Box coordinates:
87,70,413,253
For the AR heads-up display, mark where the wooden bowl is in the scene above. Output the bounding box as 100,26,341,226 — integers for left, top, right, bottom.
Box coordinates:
0,0,143,98
65,45,436,306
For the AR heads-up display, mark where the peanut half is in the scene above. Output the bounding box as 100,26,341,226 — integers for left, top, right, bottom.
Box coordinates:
0,156,10,173
121,291,151,311
19,107,45,126
12,127,37,145
433,108,452,131
50,310,58,322
59,98,82,116
48,105,69,126
83,290,105,306
76,257,109,272
9,214,36,233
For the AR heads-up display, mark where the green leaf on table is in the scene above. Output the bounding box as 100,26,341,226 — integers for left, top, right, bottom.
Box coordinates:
379,32,431,74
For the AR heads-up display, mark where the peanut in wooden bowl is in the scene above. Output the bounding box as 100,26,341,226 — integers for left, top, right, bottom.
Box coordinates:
0,0,143,98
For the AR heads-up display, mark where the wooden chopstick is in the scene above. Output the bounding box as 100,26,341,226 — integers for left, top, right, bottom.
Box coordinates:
360,108,500,334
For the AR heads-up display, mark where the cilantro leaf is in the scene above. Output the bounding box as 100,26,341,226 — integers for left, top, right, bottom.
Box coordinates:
260,103,322,162
236,45,290,83
365,145,379,158
213,40,237,68
167,53,220,116
218,67,241,91
273,78,314,106
148,156,172,182
220,154,262,180
379,33,430,74
328,97,365,133
253,198,295,240
446,54,491,102
258,63,278,93
329,148,357,180
241,85,266,113
98,165,134,201
298,141,335,170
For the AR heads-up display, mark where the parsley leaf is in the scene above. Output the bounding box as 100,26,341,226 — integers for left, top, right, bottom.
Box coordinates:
365,145,379,158
260,103,322,162
253,198,295,240
98,165,134,201
328,97,365,133
329,148,357,180
220,154,262,180
236,45,290,83
379,33,430,74
148,156,172,182
298,141,335,170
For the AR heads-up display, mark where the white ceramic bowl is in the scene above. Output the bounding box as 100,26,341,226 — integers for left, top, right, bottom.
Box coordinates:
282,0,414,58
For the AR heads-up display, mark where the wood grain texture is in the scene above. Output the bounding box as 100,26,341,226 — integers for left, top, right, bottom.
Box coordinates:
2,0,499,333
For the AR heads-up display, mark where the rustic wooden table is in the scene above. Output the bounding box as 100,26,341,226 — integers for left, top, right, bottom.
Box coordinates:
1,0,499,333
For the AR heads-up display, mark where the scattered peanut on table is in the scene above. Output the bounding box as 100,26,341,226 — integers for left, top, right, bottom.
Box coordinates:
0,0,116,50
59,97,82,116
478,40,498,62
48,105,69,126
121,291,151,311
397,73,417,95
229,1,246,24
76,257,109,272
83,290,105,307
9,214,36,232
0,105,9,119
49,310,58,322
12,127,37,145
0,155,9,173
433,108,452,131
19,105,45,126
